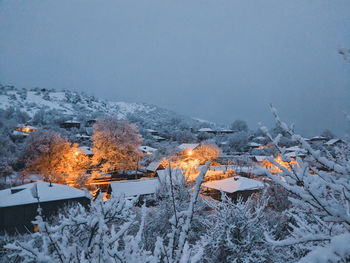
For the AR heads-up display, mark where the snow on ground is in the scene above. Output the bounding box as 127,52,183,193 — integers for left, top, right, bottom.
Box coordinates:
108,101,155,119
191,117,216,125
0,182,91,207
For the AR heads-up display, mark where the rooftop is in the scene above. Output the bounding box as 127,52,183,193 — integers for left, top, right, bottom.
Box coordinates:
178,143,200,151
0,182,91,208
109,178,160,197
202,176,264,193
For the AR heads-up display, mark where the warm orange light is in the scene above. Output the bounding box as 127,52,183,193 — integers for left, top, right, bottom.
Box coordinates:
74,151,79,156
187,149,193,156
261,154,299,174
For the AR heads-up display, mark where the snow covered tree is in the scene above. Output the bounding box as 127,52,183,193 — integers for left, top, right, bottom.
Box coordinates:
231,119,248,133
0,159,13,187
191,143,221,165
260,106,350,262
22,130,90,184
203,192,289,263
92,116,143,173
228,131,249,152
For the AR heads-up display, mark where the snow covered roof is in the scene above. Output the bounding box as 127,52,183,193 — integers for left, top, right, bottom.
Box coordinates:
146,129,157,133
247,142,262,147
254,136,266,141
325,139,343,146
309,136,328,141
75,134,91,138
178,143,200,151
79,146,93,155
198,128,214,132
284,146,307,153
139,146,158,153
0,182,91,208
12,130,29,136
285,152,306,158
109,178,160,197
202,177,264,193
62,120,80,124
252,156,267,162
153,135,166,141
147,160,162,172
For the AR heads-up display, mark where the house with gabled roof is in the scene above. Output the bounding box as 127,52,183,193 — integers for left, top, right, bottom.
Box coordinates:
0,182,91,233
202,176,264,201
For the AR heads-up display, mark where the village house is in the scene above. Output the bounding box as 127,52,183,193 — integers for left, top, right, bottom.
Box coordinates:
75,133,91,142
60,120,81,130
284,146,307,158
247,142,263,149
14,125,37,134
219,129,234,134
107,178,160,204
308,136,329,142
145,128,159,136
325,138,344,146
78,146,94,158
177,143,200,152
139,145,158,155
146,160,165,172
12,125,37,139
198,127,217,134
153,135,166,142
0,182,91,233
85,119,97,127
251,155,268,163
201,176,264,201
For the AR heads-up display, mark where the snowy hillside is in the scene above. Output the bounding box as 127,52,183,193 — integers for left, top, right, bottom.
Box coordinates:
0,86,212,129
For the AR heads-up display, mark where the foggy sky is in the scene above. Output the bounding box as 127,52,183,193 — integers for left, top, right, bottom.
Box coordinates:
0,0,349,136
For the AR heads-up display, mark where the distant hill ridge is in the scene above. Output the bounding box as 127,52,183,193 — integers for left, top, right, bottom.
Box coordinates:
0,85,216,130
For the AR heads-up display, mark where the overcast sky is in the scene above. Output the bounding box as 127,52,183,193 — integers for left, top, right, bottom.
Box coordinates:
0,0,349,136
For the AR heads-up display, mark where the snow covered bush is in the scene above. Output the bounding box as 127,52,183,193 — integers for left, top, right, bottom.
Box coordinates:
5,195,144,262
260,106,350,262
142,166,209,253
149,162,210,263
228,131,249,152
203,193,282,263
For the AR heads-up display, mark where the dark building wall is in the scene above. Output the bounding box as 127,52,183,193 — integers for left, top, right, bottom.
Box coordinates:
0,197,90,234
60,122,81,129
